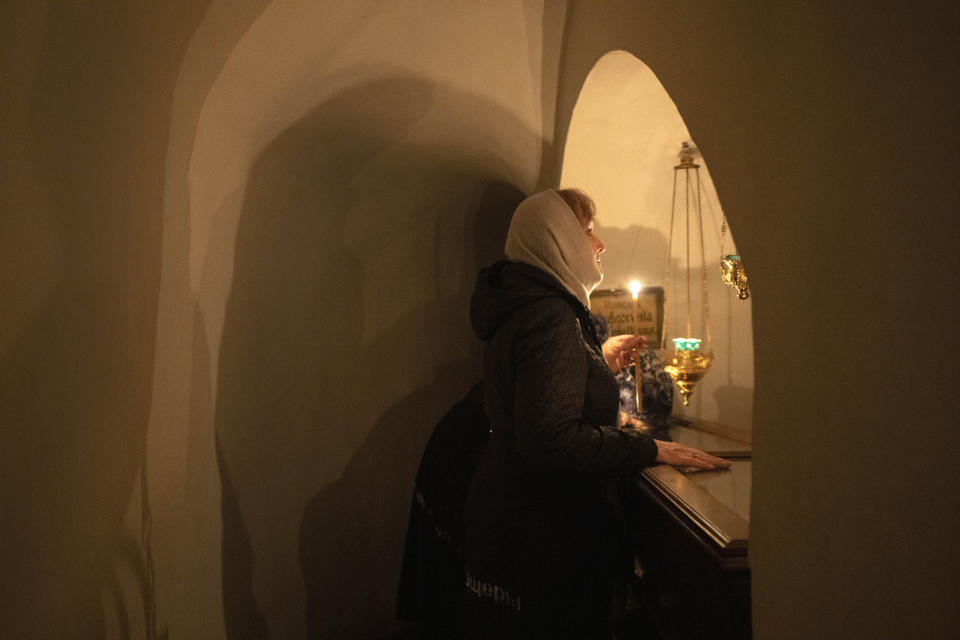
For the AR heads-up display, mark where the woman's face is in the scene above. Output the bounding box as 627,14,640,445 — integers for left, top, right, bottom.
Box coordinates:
582,218,606,272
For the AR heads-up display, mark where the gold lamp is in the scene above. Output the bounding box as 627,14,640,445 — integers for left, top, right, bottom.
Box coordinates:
720,255,750,300
660,142,714,406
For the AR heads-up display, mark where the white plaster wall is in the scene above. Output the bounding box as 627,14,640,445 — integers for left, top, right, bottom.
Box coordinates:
1,3,211,639
146,1,560,637
189,0,546,384
145,3,274,637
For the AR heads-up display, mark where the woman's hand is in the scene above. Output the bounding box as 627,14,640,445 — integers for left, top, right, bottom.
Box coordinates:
654,440,731,471
602,334,647,372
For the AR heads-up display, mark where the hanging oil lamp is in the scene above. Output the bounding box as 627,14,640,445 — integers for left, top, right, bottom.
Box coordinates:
719,210,750,299
660,142,714,406
720,255,750,300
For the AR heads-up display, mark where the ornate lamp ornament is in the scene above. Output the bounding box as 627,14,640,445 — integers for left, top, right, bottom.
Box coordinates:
720,254,750,300
719,209,749,299
660,142,714,406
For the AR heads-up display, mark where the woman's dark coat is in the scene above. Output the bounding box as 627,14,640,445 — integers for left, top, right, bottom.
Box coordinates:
464,261,657,639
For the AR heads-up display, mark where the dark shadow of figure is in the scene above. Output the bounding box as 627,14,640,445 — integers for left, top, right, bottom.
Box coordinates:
213,73,532,640
218,430,269,639
298,181,524,640
216,78,439,639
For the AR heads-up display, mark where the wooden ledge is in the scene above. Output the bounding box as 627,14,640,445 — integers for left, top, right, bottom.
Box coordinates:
638,463,750,570
670,416,752,445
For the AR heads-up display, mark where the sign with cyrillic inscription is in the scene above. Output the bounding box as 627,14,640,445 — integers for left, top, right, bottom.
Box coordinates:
589,287,664,347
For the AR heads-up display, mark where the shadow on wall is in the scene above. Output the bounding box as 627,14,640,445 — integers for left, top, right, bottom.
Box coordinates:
593,221,669,288
298,182,521,640
713,386,753,429
713,291,753,428
213,77,530,639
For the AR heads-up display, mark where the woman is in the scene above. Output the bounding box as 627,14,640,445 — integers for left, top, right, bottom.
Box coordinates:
463,188,728,639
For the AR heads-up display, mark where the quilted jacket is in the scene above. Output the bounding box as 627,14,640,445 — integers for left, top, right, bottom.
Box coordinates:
463,261,658,639
469,260,657,476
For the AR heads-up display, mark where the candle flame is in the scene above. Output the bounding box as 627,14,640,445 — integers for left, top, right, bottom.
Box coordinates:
629,280,642,300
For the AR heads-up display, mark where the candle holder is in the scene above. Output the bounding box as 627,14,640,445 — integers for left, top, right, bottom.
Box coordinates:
659,142,713,406
661,337,713,406
720,254,749,300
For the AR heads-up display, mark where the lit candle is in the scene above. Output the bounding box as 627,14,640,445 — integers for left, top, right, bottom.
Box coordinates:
629,280,643,415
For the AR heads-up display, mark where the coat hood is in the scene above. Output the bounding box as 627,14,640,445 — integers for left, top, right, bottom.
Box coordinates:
470,261,588,341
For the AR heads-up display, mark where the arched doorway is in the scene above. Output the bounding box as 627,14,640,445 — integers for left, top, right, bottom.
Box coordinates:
561,50,754,430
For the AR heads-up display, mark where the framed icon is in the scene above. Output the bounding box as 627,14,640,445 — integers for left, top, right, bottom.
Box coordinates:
589,286,664,347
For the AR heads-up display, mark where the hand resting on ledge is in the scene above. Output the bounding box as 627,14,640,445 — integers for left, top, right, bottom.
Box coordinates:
653,439,731,471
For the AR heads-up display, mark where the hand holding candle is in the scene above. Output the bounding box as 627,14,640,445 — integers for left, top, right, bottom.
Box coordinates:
601,334,647,372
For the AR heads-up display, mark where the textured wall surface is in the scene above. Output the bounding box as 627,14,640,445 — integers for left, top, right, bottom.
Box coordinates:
0,2,209,638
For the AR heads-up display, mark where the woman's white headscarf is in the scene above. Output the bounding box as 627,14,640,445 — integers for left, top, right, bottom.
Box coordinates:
504,189,603,309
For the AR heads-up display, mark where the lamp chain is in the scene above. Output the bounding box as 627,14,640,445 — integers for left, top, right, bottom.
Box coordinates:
661,168,678,349
684,167,692,337
720,219,727,258
696,168,712,348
